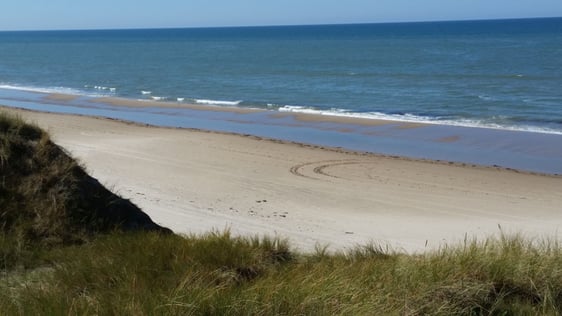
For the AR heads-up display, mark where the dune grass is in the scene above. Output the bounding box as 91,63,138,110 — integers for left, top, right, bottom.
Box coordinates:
2,111,562,315
0,111,169,269
1,231,562,315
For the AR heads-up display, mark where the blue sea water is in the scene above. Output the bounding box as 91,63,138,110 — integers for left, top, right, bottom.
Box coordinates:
0,18,561,134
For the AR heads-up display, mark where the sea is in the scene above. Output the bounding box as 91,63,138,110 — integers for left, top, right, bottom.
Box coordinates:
1,17,562,173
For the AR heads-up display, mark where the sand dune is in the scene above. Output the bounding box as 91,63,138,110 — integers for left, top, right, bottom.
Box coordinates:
7,107,562,252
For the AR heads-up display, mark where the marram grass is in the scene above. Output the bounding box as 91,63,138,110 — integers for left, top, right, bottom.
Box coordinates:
1,231,562,315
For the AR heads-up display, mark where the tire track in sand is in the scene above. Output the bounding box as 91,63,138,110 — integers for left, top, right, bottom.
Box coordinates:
290,160,375,181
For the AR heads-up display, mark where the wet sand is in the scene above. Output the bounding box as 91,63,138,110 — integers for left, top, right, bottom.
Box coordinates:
3,89,562,174
4,106,562,253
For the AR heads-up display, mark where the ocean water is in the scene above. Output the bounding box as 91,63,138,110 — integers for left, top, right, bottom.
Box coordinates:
1,18,562,134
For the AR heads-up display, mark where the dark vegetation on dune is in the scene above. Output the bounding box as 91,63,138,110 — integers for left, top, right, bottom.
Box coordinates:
1,112,562,315
0,112,170,248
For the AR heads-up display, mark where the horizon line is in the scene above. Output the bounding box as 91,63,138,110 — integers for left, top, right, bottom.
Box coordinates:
1,15,560,33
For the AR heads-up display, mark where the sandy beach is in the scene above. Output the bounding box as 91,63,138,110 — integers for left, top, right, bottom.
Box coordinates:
4,107,562,252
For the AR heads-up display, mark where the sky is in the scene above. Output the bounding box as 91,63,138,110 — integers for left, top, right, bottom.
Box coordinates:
1,0,562,31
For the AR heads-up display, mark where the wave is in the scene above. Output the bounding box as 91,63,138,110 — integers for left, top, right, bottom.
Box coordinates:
477,95,494,101
1,83,560,135
278,105,562,135
195,99,242,106
278,105,440,123
88,85,117,92
0,84,83,95
141,90,152,95
0,83,124,98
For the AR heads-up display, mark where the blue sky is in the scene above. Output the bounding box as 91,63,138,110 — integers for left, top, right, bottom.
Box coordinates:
1,0,562,31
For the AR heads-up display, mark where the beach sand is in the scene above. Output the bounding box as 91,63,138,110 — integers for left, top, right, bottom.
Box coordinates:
5,107,562,253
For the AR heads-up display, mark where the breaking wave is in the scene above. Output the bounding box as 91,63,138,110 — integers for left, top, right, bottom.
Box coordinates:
195,99,243,106
278,105,562,135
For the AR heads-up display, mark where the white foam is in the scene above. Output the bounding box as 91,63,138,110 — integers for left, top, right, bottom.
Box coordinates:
1,83,559,135
84,84,119,96
280,105,430,122
92,85,117,92
141,90,152,95
435,118,562,135
478,95,494,101
0,84,82,95
195,99,242,106
278,105,562,135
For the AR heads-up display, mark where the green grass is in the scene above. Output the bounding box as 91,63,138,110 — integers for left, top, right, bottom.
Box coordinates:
2,111,562,315
1,232,562,315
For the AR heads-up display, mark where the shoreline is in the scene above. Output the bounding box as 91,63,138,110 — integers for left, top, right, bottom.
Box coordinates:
3,104,559,179
0,89,562,174
3,106,562,253
3,86,562,135
1,88,562,175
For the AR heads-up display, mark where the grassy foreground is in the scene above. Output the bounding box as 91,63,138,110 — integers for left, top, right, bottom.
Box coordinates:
2,112,562,315
2,232,562,315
